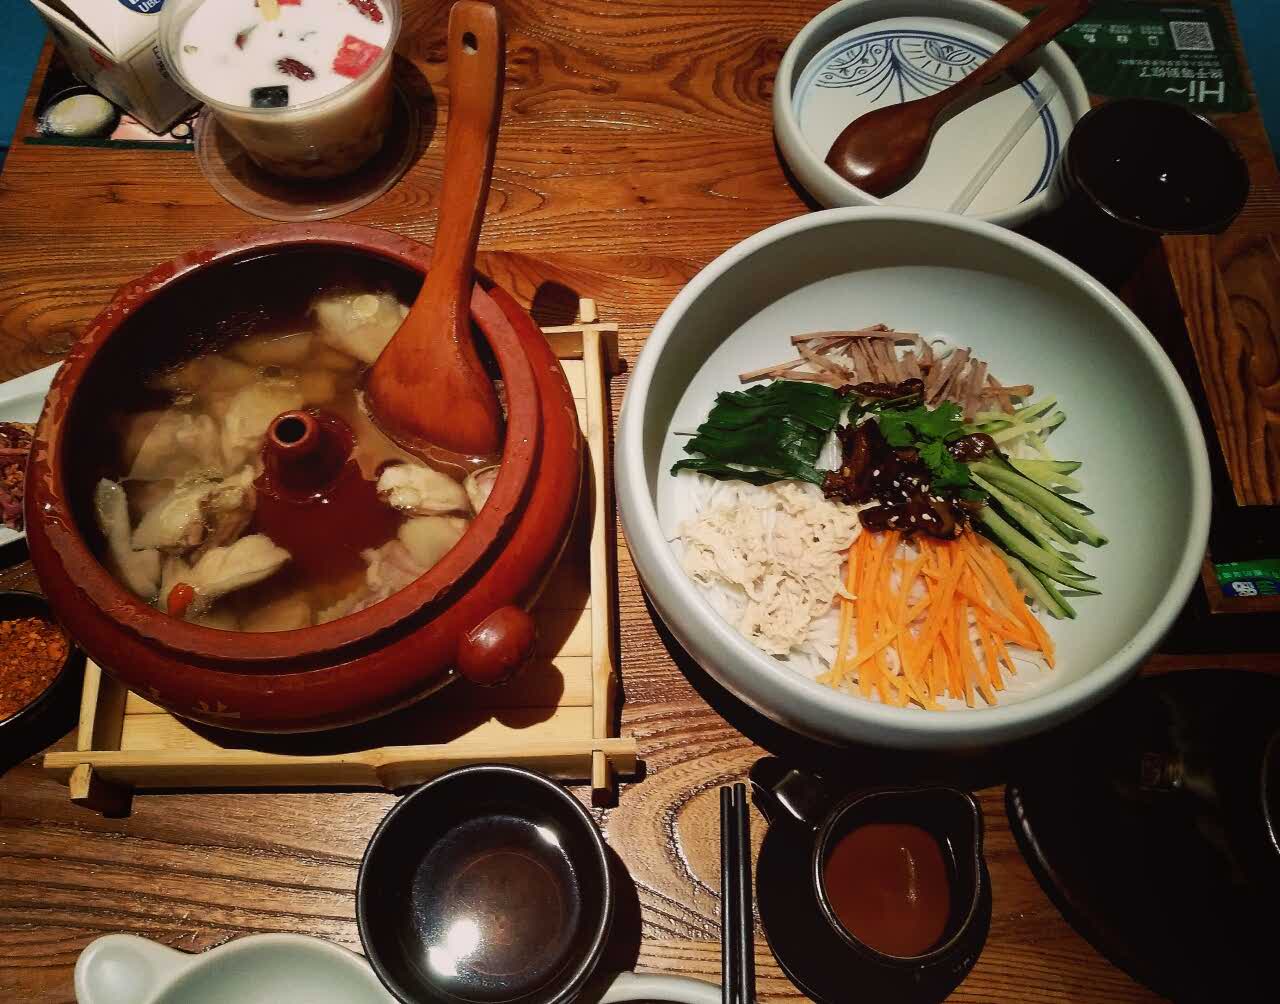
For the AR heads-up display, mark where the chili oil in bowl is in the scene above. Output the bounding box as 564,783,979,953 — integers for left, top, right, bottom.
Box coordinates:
0,591,83,761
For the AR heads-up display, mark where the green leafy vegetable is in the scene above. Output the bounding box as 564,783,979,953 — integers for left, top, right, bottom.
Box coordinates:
917,440,970,490
671,381,843,485
876,401,964,447
874,401,974,490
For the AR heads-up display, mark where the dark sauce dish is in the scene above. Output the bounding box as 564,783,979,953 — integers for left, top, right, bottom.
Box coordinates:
0,591,85,767
358,765,613,1004
1059,97,1250,236
751,758,990,1004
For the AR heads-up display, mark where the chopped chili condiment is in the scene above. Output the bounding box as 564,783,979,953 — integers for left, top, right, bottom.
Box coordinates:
0,616,69,720
0,421,33,532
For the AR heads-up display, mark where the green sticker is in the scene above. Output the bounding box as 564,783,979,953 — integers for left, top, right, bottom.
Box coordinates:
1214,558,1280,598
1034,2,1250,112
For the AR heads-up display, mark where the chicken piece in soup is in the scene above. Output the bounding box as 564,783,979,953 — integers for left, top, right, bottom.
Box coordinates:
94,285,502,631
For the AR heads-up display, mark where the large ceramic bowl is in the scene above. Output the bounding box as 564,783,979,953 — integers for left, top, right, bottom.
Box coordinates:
774,0,1090,228
616,208,1211,750
26,224,581,733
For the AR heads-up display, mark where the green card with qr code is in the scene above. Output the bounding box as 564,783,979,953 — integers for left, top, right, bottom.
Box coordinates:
1033,2,1250,112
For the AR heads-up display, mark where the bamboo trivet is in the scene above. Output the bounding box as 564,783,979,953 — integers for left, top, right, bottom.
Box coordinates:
43,301,636,813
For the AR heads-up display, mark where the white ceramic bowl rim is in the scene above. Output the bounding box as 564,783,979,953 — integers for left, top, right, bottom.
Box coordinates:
772,0,1091,225
617,206,1211,741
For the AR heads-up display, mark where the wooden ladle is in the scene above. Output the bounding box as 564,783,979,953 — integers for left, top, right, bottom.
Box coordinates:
824,0,1092,197
367,1,506,458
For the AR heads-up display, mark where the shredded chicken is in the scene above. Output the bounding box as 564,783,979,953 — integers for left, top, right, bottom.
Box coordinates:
678,481,859,657
740,325,1033,420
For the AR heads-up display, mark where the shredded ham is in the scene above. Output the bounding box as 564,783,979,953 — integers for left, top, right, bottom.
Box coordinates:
742,327,1033,420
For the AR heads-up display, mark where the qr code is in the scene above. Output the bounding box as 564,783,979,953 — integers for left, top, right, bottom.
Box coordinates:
1169,20,1214,52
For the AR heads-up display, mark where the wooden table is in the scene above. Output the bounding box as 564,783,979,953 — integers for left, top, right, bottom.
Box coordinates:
1,1,1277,1000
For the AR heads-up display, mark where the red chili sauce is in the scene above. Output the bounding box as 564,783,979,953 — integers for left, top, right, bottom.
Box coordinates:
822,822,951,957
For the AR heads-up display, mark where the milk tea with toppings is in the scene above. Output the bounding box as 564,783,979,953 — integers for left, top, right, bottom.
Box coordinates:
167,0,398,178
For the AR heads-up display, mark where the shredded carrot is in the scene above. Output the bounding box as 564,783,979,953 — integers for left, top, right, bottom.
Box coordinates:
828,527,1056,709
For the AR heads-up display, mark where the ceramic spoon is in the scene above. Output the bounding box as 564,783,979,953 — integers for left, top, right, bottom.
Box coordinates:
367,1,505,457
824,0,1092,197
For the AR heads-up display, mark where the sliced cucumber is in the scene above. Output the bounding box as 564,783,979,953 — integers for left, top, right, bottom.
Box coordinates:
1055,576,1101,596
1027,565,1079,619
1060,493,1095,515
971,461,1108,547
992,545,1075,620
1009,457,1084,493
971,472,1080,557
1025,432,1053,460
976,506,1093,587
1012,397,1059,422
1039,410,1066,436
991,410,1066,445
1042,510,1085,545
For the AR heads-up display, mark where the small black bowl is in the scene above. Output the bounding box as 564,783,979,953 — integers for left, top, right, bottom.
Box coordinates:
1059,97,1250,236
358,765,613,1004
0,591,84,768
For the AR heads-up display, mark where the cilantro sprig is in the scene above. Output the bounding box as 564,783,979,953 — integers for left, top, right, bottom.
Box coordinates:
874,401,978,492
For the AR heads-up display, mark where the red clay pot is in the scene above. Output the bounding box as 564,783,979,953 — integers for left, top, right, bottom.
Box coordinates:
24,223,581,732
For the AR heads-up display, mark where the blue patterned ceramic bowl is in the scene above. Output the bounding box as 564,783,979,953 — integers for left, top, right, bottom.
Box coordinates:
774,0,1090,227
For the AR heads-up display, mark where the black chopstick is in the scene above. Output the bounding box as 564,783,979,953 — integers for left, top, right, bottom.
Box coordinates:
733,782,755,1004
721,784,756,1004
720,786,737,1004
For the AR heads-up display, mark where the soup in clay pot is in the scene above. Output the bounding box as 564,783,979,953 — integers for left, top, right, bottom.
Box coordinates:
25,224,581,732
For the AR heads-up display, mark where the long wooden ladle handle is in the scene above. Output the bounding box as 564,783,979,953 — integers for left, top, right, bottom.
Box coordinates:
366,1,505,457
932,0,1092,105
421,1,504,391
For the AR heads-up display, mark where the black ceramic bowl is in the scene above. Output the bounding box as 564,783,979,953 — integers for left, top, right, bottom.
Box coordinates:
0,590,84,766
358,765,613,1004
1060,97,1250,235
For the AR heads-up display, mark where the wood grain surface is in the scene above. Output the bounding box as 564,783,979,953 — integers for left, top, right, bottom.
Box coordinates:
1,1,1277,1001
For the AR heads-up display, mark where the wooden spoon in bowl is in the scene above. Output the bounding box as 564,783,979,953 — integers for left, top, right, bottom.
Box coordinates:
367,1,506,458
824,0,1092,197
